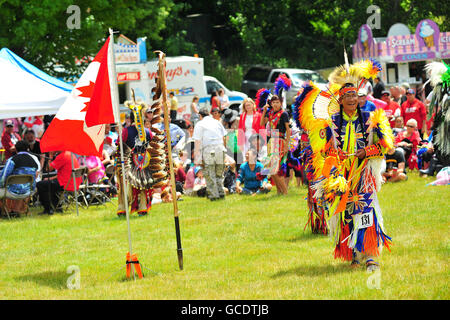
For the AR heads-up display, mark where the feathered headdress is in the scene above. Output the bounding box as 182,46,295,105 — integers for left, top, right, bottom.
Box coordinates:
274,74,292,96
425,61,450,88
328,58,382,100
255,88,272,112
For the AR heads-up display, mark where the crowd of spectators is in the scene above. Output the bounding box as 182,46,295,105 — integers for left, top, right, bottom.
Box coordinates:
1,80,448,217
0,116,115,216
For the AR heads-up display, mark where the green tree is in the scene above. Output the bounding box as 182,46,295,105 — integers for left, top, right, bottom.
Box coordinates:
0,0,175,79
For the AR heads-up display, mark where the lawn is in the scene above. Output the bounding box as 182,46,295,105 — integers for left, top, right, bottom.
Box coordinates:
0,172,448,300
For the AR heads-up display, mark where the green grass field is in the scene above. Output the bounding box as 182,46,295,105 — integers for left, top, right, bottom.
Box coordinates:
0,172,448,300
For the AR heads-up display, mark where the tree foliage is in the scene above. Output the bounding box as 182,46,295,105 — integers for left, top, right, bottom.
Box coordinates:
0,0,174,79
181,0,449,69
0,0,448,82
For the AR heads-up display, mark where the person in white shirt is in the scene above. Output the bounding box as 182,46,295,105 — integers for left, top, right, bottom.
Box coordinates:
193,107,228,200
218,88,230,111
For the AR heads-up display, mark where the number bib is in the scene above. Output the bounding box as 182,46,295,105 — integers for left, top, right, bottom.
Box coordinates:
356,211,373,229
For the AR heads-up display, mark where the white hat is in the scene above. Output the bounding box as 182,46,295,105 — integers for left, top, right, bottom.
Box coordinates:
358,87,368,96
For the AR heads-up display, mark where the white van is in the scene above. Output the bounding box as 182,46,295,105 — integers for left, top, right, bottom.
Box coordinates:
116,56,247,121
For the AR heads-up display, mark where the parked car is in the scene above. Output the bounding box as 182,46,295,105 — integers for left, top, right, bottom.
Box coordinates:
241,66,328,105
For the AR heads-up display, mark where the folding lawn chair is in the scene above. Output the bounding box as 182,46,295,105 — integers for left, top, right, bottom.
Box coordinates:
55,166,89,212
0,174,35,219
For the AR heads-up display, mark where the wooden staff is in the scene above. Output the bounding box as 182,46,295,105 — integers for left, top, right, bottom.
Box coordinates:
155,50,183,270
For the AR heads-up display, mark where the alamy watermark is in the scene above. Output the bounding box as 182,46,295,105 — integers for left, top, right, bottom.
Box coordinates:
66,5,81,30
366,5,381,30
67,265,81,289
366,269,381,290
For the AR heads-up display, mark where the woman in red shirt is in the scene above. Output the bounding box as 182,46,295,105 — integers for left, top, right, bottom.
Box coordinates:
210,91,220,113
395,118,421,170
237,98,264,154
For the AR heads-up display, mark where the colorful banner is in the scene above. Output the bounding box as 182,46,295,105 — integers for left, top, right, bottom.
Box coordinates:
353,19,449,62
114,36,147,64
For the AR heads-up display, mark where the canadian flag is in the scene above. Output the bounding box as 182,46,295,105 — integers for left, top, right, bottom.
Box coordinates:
41,37,117,156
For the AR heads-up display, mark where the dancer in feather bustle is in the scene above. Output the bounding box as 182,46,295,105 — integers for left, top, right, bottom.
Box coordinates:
115,98,168,217
294,58,393,271
423,61,450,167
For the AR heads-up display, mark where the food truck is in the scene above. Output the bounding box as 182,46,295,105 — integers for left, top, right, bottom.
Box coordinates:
113,35,247,122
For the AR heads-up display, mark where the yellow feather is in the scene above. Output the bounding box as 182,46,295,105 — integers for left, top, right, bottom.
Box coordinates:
368,109,394,150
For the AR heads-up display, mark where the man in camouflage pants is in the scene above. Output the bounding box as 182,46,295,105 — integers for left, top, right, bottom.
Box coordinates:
193,107,227,201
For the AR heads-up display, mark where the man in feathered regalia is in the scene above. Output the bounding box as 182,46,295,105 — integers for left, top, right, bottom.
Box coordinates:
294,58,393,271
423,61,450,170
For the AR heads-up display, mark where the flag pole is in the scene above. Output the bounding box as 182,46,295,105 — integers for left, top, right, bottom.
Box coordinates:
156,51,184,270
108,28,135,280
70,152,80,216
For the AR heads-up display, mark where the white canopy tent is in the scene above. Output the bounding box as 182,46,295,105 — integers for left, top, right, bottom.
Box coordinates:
0,48,73,119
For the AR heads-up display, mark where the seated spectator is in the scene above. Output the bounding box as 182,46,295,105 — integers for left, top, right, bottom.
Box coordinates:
248,134,267,162
1,120,21,161
418,137,445,177
395,119,421,170
382,148,407,183
103,136,117,159
223,155,237,194
174,160,186,194
101,148,113,168
183,165,196,196
36,151,82,215
85,155,108,184
417,139,434,172
236,149,271,195
0,140,39,216
392,116,406,137
23,129,44,178
193,167,207,197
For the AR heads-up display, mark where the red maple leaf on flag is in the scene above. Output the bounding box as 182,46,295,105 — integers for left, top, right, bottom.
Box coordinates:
76,81,95,112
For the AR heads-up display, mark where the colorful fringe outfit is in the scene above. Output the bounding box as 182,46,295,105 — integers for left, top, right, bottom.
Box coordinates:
116,100,168,217
294,58,393,266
